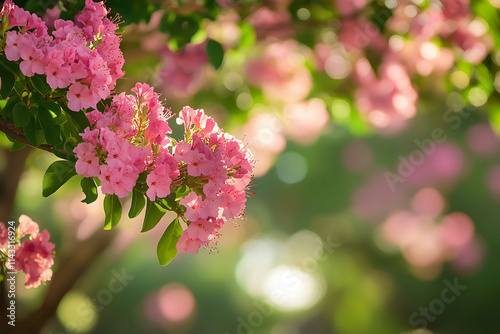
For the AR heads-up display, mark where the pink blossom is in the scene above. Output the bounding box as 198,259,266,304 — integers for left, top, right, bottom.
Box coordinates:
146,153,180,201
183,149,214,177
180,192,207,222
176,219,217,254
18,214,39,238
45,63,73,89
67,82,95,111
15,229,55,288
4,31,25,61
19,44,45,77
74,142,100,177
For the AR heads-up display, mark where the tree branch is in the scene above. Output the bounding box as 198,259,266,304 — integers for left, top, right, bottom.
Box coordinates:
0,118,55,153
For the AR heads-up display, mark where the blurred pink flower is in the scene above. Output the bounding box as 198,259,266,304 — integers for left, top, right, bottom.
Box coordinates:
42,6,61,28
236,112,286,176
282,98,330,145
352,172,409,223
0,222,8,249
206,11,241,48
354,56,418,132
405,143,465,188
338,18,387,52
410,187,445,218
334,0,366,16
452,237,485,271
341,141,374,173
245,40,312,103
486,164,500,196
381,188,478,275
144,283,196,327
441,0,470,20
247,7,293,40
395,40,454,76
315,43,352,79
158,42,209,98
466,123,499,156
452,19,492,64
18,214,40,238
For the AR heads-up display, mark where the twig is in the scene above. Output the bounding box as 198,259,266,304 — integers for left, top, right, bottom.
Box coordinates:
0,118,66,155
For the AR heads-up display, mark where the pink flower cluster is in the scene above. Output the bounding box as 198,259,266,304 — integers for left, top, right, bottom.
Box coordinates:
353,56,418,133
380,188,481,278
74,83,254,255
74,82,169,197
1,0,124,111
0,215,55,288
175,107,254,254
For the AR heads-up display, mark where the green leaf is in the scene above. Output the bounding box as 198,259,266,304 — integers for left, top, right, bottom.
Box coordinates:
38,104,62,145
0,54,23,77
141,200,166,232
10,140,26,151
103,194,122,230
0,94,19,119
129,189,146,218
42,101,65,124
160,195,177,211
24,113,37,145
30,75,51,96
42,160,77,197
157,218,183,266
175,184,190,198
12,103,30,128
238,22,256,49
62,104,90,132
81,177,98,204
206,39,224,70
0,70,15,99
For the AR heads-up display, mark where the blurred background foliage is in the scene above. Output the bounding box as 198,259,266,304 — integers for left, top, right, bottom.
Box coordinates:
2,0,500,333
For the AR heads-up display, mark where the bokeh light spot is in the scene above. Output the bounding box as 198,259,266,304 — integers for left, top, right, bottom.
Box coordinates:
56,291,97,333
331,98,351,118
451,71,470,89
276,152,308,184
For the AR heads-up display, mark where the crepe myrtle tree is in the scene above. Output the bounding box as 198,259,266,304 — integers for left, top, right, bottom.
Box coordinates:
0,0,255,273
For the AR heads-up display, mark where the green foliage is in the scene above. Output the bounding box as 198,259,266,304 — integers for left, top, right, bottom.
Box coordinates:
0,70,15,99
103,194,122,230
12,103,30,128
207,39,225,70
141,200,167,232
160,12,201,50
81,177,98,204
42,160,77,197
38,104,62,145
156,218,183,266
129,189,146,219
